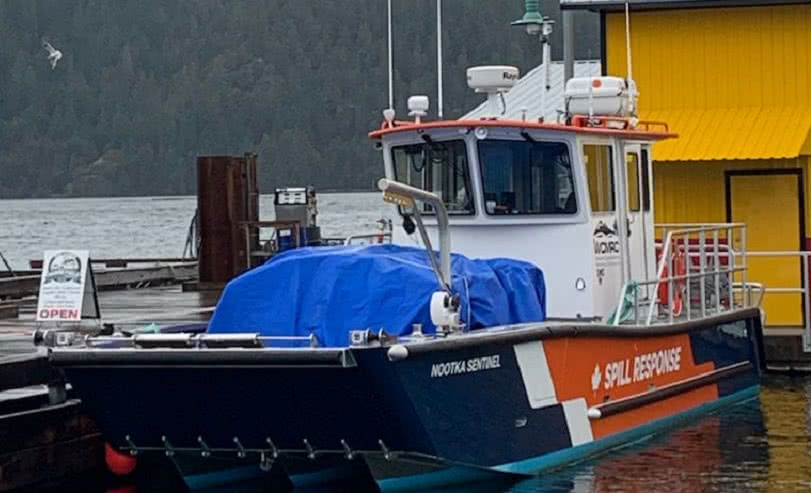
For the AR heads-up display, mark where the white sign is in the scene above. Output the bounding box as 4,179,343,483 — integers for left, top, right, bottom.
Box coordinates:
36,250,96,322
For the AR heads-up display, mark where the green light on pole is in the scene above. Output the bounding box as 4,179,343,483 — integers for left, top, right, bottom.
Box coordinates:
512,0,544,35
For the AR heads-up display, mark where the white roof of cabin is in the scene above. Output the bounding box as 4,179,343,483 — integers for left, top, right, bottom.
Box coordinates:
464,60,602,122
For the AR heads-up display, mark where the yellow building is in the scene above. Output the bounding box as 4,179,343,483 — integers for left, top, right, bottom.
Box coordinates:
562,0,811,327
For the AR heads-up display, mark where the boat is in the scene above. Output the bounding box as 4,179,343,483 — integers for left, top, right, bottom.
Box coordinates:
46,40,765,493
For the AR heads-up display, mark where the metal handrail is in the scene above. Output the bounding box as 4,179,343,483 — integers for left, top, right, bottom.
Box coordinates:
344,233,393,245
84,332,321,349
741,250,811,350
378,178,451,289
613,223,750,326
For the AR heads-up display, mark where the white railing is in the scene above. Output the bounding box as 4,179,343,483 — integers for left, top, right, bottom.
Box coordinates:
745,250,811,351
344,232,393,246
612,223,763,326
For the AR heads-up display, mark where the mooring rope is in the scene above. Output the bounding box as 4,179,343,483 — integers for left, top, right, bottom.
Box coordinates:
0,250,14,277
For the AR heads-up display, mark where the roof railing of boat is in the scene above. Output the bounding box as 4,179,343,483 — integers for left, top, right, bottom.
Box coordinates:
377,114,670,134
80,332,322,349
611,222,765,326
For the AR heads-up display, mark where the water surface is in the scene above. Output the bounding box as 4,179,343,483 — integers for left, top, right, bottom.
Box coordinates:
4,196,811,492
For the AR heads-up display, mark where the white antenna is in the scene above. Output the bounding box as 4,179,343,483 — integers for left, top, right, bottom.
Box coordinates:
624,1,636,116
387,0,394,110
588,77,595,120
540,20,553,122
436,0,444,119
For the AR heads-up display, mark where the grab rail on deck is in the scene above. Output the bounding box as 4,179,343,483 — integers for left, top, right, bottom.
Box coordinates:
81,332,321,349
613,223,754,326
344,232,393,246
744,251,811,351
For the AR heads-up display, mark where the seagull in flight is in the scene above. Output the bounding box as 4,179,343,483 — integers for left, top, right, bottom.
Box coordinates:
43,41,63,69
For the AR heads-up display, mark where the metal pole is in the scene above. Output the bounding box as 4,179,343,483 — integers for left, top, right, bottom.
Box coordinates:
803,253,811,350
624,1,636,115
378,178,451,286
741,225,748,306
668,239,674,324
542,34,550,122
686,236,692,321
713,228,721,312
699,230,707,318
436,0,444,119
387,0,394,110
728,225,735,307
563,10,575,82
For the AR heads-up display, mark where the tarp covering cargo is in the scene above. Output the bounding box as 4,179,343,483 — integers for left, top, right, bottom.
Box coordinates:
208,244,546,347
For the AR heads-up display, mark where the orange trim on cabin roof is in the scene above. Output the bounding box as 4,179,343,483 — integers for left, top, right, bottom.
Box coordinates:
368,118,678,141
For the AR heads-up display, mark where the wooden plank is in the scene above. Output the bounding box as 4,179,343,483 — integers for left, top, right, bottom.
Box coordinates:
30,258,195,269
0,354,62,393
0,304,18,319
0,400,101,491
0,276,38,299
0,263,198,299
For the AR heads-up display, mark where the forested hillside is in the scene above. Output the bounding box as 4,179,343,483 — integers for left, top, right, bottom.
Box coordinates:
0,1,598,198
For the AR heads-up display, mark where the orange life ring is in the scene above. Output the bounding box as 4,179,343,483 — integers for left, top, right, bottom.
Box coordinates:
657,247,687,316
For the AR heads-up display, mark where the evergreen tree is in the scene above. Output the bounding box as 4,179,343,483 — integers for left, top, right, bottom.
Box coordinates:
0,0,598,198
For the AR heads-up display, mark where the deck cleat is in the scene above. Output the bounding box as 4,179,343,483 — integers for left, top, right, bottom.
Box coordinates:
265,437,279,459
303,439,316,460
232,437,246,458
197,436,211,458
161,436,175,457
340,439,354,460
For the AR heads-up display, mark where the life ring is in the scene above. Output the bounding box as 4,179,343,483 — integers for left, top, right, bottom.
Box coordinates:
657,247,687,316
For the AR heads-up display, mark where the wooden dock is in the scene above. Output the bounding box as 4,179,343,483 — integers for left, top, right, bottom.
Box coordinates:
0,261,199,323
0,262,198,299
762,327,811,372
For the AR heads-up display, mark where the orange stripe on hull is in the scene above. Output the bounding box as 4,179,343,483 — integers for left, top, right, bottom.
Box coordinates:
593,385,718,438
542,334,718,439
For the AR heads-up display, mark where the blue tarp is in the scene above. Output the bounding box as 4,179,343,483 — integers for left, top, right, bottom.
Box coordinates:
208,244,546,347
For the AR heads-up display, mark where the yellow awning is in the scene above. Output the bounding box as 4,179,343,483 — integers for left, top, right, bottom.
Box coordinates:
643,107,811,162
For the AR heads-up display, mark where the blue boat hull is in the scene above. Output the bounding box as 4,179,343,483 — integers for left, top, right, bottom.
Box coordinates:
53,308,764,491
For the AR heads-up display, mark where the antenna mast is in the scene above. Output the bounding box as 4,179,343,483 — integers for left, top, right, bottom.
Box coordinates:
437,0,444,119
625,1,636,116
512,0,554,122
387,0,394,110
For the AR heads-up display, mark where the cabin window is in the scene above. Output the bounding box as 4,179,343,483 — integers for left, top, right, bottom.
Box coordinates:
583,144,615,213
640,149,652,211
626,153,640,211
626,152,651,212
391,140,473,214
478,140,576,215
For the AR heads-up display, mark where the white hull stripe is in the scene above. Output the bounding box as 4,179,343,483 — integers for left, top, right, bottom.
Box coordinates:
562,398,594,446
513,341,594,447
514,341,558,409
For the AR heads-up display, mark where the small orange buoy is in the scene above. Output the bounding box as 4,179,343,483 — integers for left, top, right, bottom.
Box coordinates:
105,442,137,476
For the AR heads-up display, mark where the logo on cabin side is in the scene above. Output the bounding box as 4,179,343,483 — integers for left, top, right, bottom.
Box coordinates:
593,220,620,256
